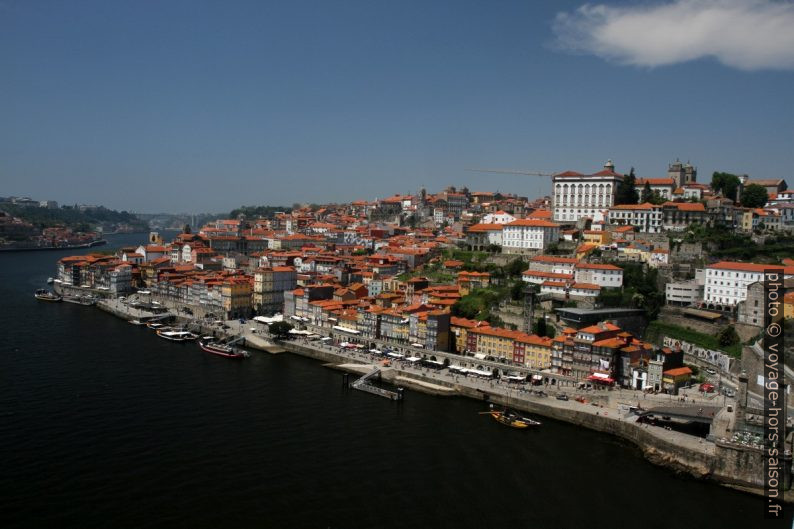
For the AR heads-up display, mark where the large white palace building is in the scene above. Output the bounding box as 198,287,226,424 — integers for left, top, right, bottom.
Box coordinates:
552,160,623,223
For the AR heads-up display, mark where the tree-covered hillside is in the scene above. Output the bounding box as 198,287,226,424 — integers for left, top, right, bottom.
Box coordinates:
0,203,148,232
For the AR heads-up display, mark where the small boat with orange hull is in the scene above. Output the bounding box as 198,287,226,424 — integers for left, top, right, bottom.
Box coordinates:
481,407,541,429
198,337,247,359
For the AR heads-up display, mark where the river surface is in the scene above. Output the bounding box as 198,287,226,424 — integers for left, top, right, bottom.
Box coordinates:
0,233,786,528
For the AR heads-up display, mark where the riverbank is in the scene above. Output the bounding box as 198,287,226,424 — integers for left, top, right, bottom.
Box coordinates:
0,239,107,252
88,296,786,501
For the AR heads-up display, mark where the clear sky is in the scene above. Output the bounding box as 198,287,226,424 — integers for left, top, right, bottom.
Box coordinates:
2,0,793,213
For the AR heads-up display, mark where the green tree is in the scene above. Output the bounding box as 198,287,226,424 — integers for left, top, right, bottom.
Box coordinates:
718,326,740,347
486,243,501,253
504,258,527,277
535,317,547,337
649,190,666,205
510,281,526,301
270,321,294,339
711,172,741,202
740,184,769,208
615,168,639,205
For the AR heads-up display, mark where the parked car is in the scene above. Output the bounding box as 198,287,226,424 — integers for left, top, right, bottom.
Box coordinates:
700,382,715,393
556,394,569,401
706,368,717,375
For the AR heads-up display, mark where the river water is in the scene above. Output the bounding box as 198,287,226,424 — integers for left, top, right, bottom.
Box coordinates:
0,233,784,528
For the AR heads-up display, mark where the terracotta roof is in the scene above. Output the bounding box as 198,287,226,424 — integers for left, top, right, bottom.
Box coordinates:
505,219,560,228
529,255,579,264
636,178,675,186
467,223,503,232
746,179,784,187
522,270,574,279
708,261,792,274
527,209,553,219
575,263,621,271
571,282,601,290
664,367,693,377
579,322,621,333
610,202,658,210
662,202,706,212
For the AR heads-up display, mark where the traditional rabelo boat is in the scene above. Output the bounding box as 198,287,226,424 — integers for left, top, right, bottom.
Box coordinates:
489,410,541,429
198,336,247,359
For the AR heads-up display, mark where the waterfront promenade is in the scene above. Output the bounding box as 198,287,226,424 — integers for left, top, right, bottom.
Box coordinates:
90,295,789,498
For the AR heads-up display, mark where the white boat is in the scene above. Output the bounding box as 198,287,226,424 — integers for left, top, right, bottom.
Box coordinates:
157,330,198,342
34,289,62,302
46,277,54,284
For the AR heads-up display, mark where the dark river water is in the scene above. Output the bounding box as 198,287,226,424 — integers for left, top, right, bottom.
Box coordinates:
0,233,785,528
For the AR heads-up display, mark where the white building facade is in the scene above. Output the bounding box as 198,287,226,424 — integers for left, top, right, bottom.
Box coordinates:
573,263,623,288
606,203,663,233
482,211,516,224
704,262,792,308
501,219,560,254
552,161,623,223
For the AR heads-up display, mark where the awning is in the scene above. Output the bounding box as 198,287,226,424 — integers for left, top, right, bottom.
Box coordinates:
532,374,543,380
411,343,424,348
333,325,360,335
406,356,421,362
587,374,615,384
473,353,486,360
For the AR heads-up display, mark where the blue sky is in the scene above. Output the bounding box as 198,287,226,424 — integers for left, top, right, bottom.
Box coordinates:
2,0,793,213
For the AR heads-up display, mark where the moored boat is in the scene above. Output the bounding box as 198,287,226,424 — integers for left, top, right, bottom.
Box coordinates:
486,409,541,429
157,329,198,342
198,337,247,359
34,289,62,302
63,295,97,306
46,277,54,284
147,322,167,330
490,411,530,429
